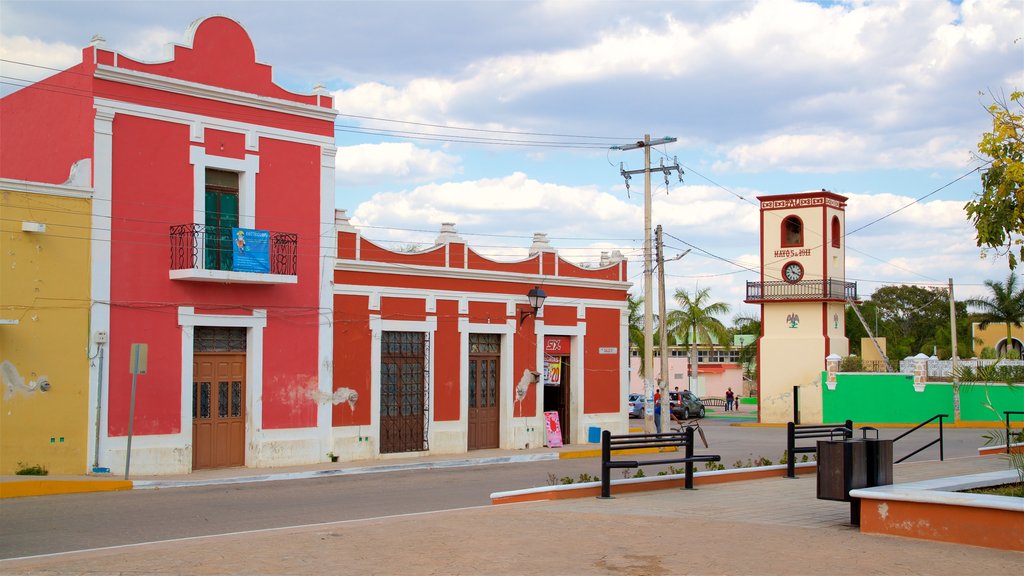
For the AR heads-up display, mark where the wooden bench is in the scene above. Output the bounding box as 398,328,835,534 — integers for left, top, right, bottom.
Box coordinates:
599,428,721,498
785,420,853,478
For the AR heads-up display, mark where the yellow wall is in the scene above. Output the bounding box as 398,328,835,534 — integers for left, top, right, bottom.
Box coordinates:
971,322,1024,356
861,337,887,363
760,302,828,422
1,183,92,475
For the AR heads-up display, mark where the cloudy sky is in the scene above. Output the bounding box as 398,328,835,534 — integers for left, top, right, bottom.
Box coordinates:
2,0,1022,320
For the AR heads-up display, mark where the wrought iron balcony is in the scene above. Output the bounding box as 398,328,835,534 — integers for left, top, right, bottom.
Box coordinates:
169,224,298,284
745,278,856,303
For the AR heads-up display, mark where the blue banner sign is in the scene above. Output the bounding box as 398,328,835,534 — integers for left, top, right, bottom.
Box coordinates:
232,228,270,273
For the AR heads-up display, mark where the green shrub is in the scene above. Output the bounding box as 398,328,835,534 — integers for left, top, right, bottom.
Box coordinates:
956,363,1024,383
15,462,48,476
839,355,863,372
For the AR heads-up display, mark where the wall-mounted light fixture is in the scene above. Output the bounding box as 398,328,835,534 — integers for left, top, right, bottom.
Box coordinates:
519,286,547,326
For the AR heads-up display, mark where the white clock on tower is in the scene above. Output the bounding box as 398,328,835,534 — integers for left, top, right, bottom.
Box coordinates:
783,261,803,283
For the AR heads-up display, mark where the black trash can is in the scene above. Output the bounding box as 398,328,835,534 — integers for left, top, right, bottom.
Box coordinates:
816,436,867,502
860,427,893,488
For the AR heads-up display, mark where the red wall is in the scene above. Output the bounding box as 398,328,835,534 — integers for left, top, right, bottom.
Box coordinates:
334,295,372,426
0,64,94,183
583,307,621,414
433,300,460,421
105,117,323,435
332,230,629,428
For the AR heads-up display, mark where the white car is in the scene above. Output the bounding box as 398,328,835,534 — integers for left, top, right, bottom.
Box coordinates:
627,393,645,418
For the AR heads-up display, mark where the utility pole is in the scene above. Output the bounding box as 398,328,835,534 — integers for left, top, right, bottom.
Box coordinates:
657,225,668,433
612,136,681,433
949,277,960,423
656,225,689,433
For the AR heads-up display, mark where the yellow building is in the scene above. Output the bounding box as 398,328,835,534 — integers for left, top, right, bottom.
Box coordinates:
971,323,1024,358
1,176,93,475
746,191,852,423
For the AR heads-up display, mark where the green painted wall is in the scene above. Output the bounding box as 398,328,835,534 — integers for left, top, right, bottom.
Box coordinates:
822,373,1023,424
959,385,1024,422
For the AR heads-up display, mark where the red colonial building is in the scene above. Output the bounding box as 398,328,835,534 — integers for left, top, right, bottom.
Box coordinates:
0,16,337,473
332,216,631,458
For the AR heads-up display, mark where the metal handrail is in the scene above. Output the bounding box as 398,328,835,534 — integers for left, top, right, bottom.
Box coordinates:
1005,411,1024,454
745,278,857,301
893,414,948,464
169,223,298,275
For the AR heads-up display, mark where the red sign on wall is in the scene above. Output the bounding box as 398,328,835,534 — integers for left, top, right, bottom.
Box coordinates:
544,336,570,354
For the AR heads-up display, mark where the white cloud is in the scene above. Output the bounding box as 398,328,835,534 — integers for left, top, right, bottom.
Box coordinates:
119,26,181,62
335,142,461,185
0,35,79,88
330,0,1019,173
349,172,645,264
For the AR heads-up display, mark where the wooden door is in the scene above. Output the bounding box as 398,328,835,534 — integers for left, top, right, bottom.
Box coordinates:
468,356,500,449
468,334,500,450
380,332,426,453
192,353,245,469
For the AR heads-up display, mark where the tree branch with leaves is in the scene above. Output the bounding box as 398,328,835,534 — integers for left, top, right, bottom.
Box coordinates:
966,90,1024,268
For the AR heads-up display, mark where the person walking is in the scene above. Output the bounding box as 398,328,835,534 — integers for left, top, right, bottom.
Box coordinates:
654,390,662,433
725,387,734,412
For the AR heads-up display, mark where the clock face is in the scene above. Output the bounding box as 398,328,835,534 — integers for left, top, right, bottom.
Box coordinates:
783,262,803,283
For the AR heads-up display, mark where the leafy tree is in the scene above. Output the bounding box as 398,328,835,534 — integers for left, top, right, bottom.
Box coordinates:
666,288,731,392
866,284,971,364
627,294,646,378
730,314,760,383
964,273,1024,359
965,90,1024,268
844,301,880,357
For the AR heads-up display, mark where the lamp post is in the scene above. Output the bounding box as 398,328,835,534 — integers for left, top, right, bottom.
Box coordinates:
612,135,677,432
519,286,547,326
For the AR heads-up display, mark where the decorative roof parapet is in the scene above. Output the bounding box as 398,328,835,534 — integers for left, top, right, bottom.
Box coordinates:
528,232,555,256
434,222,464,245
335,209,357,233
600,250,625,266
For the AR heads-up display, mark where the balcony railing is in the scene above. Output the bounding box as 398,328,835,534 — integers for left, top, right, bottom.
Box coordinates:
170,224,297,279
745,278,856,302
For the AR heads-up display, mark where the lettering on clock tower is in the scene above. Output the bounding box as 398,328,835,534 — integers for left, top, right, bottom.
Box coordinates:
774,248,812,258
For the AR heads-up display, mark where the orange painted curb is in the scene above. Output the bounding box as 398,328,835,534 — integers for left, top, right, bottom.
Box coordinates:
978,444,1024,456
491,465,816,505
0,479,133,499
859,498,1024,551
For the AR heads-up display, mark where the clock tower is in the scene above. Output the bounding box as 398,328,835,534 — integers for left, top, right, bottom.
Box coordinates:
745,190,855,423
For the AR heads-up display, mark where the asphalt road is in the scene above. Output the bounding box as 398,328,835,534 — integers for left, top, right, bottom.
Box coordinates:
0,420,992,560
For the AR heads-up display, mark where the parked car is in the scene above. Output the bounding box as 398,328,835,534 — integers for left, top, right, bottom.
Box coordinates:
627,393,645,418
670,390,706,419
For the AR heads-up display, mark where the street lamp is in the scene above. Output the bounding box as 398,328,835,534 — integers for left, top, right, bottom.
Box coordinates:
520,286,547,325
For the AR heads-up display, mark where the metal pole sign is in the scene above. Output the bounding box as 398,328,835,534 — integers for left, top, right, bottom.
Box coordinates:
124,343,147,480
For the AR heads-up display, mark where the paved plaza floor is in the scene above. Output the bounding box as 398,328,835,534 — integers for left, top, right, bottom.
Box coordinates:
2,455,1019,575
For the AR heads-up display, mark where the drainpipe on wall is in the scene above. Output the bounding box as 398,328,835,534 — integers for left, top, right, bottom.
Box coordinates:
92,341,107,473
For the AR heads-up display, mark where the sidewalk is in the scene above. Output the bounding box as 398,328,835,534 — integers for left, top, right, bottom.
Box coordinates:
2,455,1019,575
0,445,573,498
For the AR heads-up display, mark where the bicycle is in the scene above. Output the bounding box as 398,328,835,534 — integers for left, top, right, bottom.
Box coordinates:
670,416,708,449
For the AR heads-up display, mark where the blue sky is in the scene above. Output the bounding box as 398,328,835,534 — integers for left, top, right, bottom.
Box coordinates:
2,0,1022,321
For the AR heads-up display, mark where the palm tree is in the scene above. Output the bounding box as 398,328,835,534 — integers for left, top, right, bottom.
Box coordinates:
666,287,731,394
731,314,761,386
627,294,646,378
965,273,1024,359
